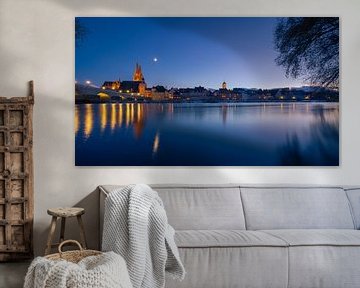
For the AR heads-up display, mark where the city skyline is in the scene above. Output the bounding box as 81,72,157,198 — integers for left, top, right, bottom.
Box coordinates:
75,17,305,89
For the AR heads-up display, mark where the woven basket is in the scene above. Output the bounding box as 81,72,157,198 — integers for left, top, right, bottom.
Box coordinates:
45,240,102,263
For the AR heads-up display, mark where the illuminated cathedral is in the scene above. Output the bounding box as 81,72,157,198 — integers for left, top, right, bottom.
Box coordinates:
133,63,145,82
102,63,147,95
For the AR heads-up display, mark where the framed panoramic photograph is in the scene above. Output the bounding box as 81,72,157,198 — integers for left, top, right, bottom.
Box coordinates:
75,17,339,166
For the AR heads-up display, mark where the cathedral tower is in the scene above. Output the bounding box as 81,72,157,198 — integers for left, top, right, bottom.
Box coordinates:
133,63,145,82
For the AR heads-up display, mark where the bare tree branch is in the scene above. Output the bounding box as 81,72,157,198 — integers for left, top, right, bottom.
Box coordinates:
274,17,339,88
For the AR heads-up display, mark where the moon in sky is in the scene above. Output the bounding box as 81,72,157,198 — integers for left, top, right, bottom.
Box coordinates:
153,57,158,62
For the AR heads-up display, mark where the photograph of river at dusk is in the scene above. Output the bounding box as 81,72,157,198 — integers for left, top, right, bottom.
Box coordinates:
75,17,339,166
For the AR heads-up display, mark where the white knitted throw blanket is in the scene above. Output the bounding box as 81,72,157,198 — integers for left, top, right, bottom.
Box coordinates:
24,251,132,288
102,184,185,288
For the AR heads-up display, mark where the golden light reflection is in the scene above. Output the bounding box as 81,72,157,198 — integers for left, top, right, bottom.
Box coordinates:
100,104,107,131
75,107,79,135
111,104,116,131
87,103,149,137
125,103,130,127
131,103,135,124
137,103,142,121
133,104,145,138
118,104,123,127
84,104,93,138
153,132,160,154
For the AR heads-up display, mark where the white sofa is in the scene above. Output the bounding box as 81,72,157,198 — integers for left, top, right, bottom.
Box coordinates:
99,185,360,288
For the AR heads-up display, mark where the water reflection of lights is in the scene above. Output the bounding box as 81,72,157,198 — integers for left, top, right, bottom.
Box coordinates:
84,104,93,138
153,132,160,154
168,103,174,115
78,103,167,139
118,104,123,127
75,107,79,135
126,103,130,127
221,105,228,124
131,103,135,124
111,104,116,131
133,104,145,138
137,104,142,121
100,104,107,131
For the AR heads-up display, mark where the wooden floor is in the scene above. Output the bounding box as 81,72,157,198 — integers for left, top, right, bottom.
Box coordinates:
0,261,30,288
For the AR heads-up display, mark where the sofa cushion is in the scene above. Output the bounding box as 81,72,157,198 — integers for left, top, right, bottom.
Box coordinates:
241,187,355,230
262,229,360,246
287,246,360,288
165,247,288,288
261,230,360,288
153,186,246,230
175,230,287,248
100,185,246,230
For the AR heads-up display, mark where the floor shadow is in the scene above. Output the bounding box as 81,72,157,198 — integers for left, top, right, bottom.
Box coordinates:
0,260,31,288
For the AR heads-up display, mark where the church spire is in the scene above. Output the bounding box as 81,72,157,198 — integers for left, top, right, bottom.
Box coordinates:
133,63,144,82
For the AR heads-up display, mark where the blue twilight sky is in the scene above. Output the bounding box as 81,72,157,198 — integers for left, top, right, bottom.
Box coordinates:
75,17,305,89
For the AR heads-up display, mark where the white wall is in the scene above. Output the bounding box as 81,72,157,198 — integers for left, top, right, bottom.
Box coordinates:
0,0,359,256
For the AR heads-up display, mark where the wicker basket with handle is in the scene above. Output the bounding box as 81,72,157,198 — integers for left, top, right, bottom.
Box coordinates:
45,240,102,263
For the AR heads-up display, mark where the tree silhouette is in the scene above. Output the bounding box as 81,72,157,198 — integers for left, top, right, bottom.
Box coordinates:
274,17,339,88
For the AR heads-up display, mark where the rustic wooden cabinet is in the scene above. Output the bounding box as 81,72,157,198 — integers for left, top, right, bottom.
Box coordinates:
0,81,34,261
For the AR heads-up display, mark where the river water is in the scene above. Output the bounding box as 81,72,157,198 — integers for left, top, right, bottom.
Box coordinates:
75,102,339,166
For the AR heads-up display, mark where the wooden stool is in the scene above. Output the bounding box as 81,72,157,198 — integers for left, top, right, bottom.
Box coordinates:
45,207,87,255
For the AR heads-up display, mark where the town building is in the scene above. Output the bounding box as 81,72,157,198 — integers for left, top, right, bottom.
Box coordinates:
102,63,147,95
216,82,242,101
173,86,211,101
150,85,173,101
102,80,120,90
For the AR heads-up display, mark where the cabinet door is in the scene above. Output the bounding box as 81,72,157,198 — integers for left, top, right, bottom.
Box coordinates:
0,103,33,261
